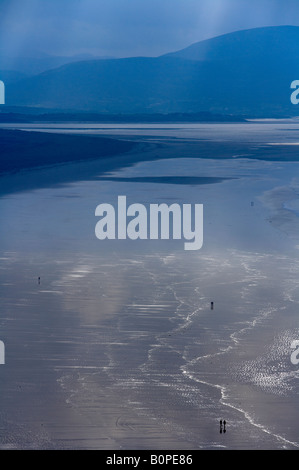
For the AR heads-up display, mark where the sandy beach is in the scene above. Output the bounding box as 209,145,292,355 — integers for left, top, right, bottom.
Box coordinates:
0,121,299,449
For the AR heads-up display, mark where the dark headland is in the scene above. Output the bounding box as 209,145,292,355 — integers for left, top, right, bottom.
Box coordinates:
1,127,299,184
0,128,137,175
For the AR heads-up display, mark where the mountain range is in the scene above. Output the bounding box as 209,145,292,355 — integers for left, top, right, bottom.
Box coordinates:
2,26,299,117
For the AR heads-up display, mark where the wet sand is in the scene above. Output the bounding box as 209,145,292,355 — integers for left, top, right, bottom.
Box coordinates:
1,249,298,449
0,123,299,449
1,125,299,196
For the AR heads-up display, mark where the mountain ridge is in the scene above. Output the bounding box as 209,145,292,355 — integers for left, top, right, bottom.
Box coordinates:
163,25,299,61
4,26,299,117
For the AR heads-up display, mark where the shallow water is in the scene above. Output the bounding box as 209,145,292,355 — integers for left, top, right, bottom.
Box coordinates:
2,119,299,144
0,121,298,449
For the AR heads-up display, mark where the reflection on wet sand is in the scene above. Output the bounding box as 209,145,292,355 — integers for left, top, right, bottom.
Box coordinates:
0,245,298,449
0,122,299,449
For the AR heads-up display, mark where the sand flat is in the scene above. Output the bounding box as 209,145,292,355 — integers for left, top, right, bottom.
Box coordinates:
0,121,299,449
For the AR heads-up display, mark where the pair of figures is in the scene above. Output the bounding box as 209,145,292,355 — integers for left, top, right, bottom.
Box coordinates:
220,419,226,433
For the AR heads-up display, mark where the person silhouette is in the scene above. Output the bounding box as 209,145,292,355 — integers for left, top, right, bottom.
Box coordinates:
223,420,226,432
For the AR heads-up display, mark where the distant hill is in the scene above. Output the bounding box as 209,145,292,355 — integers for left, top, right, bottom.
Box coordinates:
0,70,28,84
0,53,115,76
6,26,299,117
164,25,299,62
0,110,245,123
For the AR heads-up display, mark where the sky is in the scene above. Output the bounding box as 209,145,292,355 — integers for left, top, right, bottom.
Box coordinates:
1,0,299,59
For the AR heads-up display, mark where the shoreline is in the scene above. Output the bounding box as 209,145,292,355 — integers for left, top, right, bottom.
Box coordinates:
0,123,299,449
1,126,299,198
0,128,138,176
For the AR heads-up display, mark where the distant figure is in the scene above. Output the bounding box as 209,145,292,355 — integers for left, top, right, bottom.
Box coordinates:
211,302,214,310
251,201,254,207
38,277,40,285
220,419,227,434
